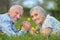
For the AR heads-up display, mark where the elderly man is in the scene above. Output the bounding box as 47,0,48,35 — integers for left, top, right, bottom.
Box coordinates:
0,5,26,36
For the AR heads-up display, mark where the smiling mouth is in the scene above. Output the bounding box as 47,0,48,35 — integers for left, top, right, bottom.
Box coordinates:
35,19,38,22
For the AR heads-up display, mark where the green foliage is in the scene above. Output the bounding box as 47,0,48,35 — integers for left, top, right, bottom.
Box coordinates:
0,32,60,40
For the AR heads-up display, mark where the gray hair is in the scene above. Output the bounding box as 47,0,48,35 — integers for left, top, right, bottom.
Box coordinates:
30,6,47,17
9,5,23,13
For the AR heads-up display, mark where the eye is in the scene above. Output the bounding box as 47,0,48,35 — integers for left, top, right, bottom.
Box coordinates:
31,16,33,18
16,12,18,14
20,14,22,17
35,13,38,16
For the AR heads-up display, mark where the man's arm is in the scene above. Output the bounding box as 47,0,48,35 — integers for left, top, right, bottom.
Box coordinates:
0,22,27,36
0,24,16,36
17,30,27,36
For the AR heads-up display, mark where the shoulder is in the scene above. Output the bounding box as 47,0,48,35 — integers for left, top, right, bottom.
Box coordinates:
46,15,59,22
1,13,11,22
0,13,8,19
44,15,53,24
0,13,7,23
42,15,53,29
44,14,59,23
42,15,60,29
0,13,12,25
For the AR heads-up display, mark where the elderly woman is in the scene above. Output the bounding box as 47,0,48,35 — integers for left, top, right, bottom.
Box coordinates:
30,6,60,36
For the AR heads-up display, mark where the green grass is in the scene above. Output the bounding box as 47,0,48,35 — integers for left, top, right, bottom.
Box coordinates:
14,16,36,29
0,32,60,40
0,16,60,40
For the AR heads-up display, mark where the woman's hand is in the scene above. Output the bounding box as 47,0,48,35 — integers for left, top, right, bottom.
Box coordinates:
33,27,40,33
41,27,51,36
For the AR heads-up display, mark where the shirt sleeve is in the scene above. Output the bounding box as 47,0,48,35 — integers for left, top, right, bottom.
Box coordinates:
17,30,27,36
0,23,27,36
42,17,53,30
0,23,16,36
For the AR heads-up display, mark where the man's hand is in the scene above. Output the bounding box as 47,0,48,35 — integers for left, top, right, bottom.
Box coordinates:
21,21,31,32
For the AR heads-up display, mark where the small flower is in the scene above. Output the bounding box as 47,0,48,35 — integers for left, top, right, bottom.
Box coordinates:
31,27,35,31
52,32,56,35
27,17,30,21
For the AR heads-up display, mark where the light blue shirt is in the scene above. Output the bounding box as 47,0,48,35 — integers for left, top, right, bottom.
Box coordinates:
42,15,60,35
0,13,26,36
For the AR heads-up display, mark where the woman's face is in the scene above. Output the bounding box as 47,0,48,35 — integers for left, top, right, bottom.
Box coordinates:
30,10,45,24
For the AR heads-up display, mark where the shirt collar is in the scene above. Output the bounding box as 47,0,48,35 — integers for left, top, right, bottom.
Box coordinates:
5,13,14,24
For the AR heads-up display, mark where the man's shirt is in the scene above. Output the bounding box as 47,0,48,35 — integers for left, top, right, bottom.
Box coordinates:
0,13,26,36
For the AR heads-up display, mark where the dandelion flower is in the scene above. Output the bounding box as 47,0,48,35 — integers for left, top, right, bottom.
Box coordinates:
52,32,56,35
27,17,30,21
31,27,35,31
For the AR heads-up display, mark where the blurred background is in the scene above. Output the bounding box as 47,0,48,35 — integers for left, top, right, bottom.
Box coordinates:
0,0,60,28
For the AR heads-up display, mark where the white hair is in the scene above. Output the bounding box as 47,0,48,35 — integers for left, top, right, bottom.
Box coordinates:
30,6,47,17
9,5,23,13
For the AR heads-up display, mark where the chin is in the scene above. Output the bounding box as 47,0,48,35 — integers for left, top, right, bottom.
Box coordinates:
13,20,17,23
35,22,39,24
37,23,39,24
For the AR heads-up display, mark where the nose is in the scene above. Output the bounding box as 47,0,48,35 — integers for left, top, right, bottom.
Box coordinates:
33,16,36,20
17,14,20,19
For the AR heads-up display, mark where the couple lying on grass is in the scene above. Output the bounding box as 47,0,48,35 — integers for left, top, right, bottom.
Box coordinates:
0,5,60,36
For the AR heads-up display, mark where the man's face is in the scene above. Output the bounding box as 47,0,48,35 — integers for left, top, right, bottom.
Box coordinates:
30,10,45,24
9,7,23,23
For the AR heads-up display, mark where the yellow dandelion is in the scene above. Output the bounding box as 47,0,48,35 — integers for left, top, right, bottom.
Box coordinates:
27,17,30,21
52,32,56,35
31,27,35,31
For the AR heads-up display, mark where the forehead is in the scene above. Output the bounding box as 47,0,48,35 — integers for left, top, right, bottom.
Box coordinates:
30,9,44,16
30,9,39,15
14,8,23,14
14,7,21,11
